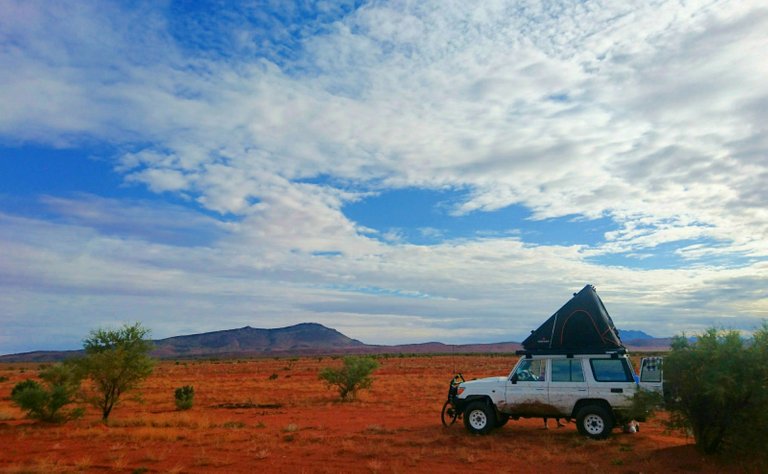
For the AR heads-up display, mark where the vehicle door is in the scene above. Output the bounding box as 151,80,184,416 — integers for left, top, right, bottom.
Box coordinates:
587,357,637,407
548,358,588,415
504,358,552,416
638,357,663,393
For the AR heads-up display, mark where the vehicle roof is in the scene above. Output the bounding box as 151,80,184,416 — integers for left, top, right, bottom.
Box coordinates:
516,349,628,358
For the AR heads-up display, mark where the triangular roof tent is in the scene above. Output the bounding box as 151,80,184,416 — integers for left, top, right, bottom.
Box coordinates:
521,285,624,353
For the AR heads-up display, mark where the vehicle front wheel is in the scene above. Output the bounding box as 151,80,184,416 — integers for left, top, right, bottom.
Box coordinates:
576,405,614,440
463,401,496,435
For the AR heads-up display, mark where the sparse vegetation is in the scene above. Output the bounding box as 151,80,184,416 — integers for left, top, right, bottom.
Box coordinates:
0,354,754,472
10,363,83,423
222,421,246,429
664,323,768,465
319,356,379,401
213,401,283,409
75,322,155,421
174,385,194,410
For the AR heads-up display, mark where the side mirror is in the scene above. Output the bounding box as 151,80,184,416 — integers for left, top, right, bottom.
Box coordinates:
510,373,518,384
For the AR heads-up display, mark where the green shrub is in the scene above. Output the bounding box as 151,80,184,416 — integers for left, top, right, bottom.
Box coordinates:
10,364,83,423
319,356,378,401
11,379,41,398
621,386,664,423
174,385,194,410
75,322,155,421
664,323,768,464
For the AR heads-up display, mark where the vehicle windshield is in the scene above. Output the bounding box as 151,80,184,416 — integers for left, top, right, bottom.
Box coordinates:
512,359,546,382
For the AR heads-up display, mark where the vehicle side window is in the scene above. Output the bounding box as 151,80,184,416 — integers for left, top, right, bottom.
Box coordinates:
513,359,546,382
590,358,633,382
551,359,585,382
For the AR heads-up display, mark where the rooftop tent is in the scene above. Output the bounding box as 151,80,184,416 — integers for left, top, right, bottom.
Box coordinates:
521,285,624,353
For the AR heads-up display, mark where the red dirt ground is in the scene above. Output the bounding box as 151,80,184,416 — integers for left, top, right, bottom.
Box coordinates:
0,355,742,473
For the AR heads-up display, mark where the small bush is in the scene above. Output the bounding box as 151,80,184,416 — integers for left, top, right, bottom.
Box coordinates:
319,356,378,401
174,385,194,410
11,379,41,399
621,387,664,423
10,364,83,423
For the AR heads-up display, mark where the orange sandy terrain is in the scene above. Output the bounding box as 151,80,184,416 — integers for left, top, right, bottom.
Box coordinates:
0,355,734,473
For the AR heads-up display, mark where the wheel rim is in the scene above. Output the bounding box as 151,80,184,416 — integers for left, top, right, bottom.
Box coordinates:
468,409,488,430
583,413,604,435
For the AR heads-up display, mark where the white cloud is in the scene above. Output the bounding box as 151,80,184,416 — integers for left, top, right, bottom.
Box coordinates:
1,0,767,352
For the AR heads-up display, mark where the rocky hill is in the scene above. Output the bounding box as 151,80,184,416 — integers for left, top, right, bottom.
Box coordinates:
150,322,365,357
0,323,669,362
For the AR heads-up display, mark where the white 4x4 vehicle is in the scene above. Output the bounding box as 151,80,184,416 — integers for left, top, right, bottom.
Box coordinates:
446,350,662,439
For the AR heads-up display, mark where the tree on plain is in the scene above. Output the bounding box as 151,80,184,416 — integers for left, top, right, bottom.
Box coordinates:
76,322,155,421
319,356,379,401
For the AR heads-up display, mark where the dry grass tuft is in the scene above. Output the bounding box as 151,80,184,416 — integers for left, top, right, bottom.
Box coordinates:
110,453,128,470
253,448,270,460
364,424,391,435
73,456,92,471
367,459,383,473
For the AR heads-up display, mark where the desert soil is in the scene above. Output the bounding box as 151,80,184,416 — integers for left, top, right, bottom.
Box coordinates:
0,355,736,473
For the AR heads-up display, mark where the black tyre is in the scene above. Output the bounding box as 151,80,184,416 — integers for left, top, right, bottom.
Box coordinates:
463,401,495,435
576,405,613,439
495,412,509,428
441,400,459,427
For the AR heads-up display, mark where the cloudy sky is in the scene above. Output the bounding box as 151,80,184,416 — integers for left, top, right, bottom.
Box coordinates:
1,0,766,355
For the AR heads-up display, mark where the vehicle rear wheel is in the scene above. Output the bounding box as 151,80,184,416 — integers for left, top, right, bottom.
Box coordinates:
576,405,613,439
463,401,495,435
495,412,509,428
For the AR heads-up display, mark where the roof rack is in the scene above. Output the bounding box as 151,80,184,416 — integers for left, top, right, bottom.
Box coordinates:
515,347,627,358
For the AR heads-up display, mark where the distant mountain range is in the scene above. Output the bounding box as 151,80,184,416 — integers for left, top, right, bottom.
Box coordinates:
0,323,671,362
618,330,653,340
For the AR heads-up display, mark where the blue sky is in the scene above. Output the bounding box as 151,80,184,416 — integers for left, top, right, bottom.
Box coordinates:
1,0,767,354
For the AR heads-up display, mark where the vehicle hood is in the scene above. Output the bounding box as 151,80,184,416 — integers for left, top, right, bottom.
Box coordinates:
459,376,507,394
